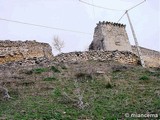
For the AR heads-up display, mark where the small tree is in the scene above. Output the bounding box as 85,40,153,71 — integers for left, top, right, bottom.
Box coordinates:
52,36,64,53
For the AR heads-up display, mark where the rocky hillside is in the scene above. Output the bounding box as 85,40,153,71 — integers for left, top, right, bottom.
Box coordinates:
0,59,160,119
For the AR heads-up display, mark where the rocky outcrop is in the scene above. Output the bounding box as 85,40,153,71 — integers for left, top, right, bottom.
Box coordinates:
0,40,53,64
54,50,139,65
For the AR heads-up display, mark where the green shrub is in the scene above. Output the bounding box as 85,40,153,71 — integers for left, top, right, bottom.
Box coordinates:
53,88,61,97
145,70,160,78
51,66,60,73
139,75,149,80
105,82,112,89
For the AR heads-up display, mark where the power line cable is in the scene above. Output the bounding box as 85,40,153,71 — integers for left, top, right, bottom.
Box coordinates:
79,0,125,11
127,0,146,11
79,0,146,12
117,12,126,23
108,12,127,32
0,17,92,35
116,0,146,23
0,1,146,36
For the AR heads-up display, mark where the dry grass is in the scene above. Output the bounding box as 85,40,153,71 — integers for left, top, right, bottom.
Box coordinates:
0,61,160,119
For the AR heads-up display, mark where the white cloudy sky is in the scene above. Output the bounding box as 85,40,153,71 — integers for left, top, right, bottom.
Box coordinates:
0,0,159,55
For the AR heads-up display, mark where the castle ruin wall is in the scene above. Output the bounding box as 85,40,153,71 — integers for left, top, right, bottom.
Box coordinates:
132,46,160,67
0,40,53,64
89,21,132,52
54,51,139,65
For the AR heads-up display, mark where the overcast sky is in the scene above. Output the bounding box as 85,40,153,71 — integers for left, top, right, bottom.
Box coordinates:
0,0,159,55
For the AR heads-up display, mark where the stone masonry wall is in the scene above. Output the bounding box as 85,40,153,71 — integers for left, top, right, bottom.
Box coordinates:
54,50,139,65
88,21,159,68
132,46,160,67
89,21,132,52
0,40,53,64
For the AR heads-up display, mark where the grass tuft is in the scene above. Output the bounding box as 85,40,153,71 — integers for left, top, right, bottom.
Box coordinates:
139,75,149,80
53,88,61,97
33,68,48,74
51,66,60,73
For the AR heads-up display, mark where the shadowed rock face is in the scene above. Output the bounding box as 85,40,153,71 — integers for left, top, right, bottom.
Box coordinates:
0,40,53,64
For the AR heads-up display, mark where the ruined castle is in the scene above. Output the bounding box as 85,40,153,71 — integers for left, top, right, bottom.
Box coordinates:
89,21,132,52
0,21,159,67
89,21,160,67
0,40,140,66
0,40,53,64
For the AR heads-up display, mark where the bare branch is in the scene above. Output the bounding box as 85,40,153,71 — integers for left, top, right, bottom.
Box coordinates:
52,36,64,53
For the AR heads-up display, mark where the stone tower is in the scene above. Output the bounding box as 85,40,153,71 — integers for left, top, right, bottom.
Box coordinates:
89,21,132,52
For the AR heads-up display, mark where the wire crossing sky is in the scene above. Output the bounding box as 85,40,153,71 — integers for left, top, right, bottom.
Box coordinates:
79,0,126,11
0,17,92,35
0,0,159,54
0,0,146,34
79,0,146,11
